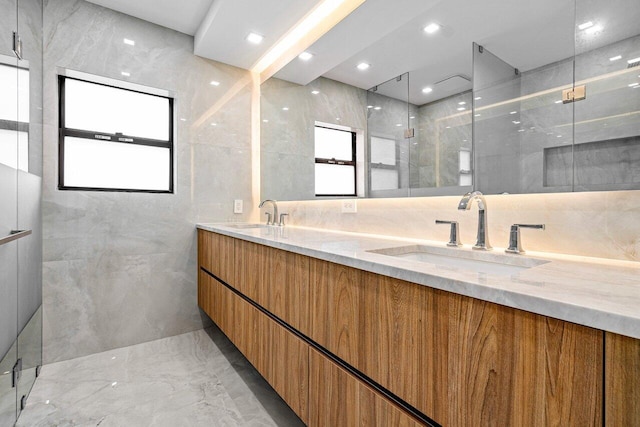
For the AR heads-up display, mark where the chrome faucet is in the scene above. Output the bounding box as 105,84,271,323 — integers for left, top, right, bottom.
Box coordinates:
259,199,279,226
458,191,492,250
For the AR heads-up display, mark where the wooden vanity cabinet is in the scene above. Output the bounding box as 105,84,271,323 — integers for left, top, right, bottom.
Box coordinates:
198,229,640,426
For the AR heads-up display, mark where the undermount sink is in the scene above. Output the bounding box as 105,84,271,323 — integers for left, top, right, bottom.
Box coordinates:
367,244,548,276
225,223,270,229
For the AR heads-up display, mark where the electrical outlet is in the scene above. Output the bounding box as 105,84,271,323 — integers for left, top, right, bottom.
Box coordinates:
233,199,243,214
341,199,357,213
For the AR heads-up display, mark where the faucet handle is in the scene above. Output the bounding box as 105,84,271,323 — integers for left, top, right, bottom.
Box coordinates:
278,213,289,227
264,212,272,226
505,224,545,254
435,220,462,247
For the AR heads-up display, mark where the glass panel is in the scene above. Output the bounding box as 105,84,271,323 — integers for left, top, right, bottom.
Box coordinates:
65,78,170,141
473,34,575,194
573,0,640,191
371,168,399,191
367,73,409,197
0,129,27,171
314,126,353,160
315,163,355,195
63,137,171,191
370,136,396,165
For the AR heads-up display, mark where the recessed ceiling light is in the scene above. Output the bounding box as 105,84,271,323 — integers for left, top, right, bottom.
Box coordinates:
395,123,402,127
211,123,217,126
180,118,186,122
422,87,433,94
512,120,521,124
555,100,563,104
123,38,135,46
510,111,517,114
210,80,220,86
298,51,313,61
518,129,525,132
282,107,289,111
457,107,465,111
311,90,320,95
367,105,373,109
458,101,466,105
629,82,640,87
336,117,341,121
609,55,622,61
121,71,130,77
263,119,269,123
445,126,451,129
578,21,593,30
423,23,441,34
410,116,415,119
474,96,482,100
474,114,481,117
374,106,381,110
557,135,562,138
246,32,264,44
627,57,640,64
356,62,370,70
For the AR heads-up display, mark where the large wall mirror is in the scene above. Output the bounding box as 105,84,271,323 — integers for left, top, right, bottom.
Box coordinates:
261,0,640,201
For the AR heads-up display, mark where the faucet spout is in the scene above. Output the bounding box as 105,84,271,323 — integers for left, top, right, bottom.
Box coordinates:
259,199,278,226
458,191,491,250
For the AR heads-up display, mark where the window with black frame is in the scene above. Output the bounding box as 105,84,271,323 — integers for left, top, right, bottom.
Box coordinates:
58,75,174,193
314,125,356,196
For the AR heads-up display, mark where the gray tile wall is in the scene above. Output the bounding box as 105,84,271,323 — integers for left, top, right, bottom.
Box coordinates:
42,0,254,363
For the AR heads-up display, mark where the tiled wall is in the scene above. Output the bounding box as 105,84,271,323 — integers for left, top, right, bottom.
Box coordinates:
42,0,254,363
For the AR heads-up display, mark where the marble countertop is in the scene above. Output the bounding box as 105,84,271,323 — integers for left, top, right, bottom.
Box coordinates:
197,223,640,340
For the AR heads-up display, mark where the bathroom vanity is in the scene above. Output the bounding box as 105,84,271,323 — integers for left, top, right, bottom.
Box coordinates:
196,224,640,427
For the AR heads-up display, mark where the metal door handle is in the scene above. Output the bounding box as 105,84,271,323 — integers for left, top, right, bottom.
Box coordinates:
0,230,32,246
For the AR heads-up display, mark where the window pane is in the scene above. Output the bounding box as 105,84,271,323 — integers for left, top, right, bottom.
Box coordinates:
371,168,399,191
0,129,28,172
63,137,170,191
315,163,355,195
0,65,29,122
65,79,169,141
371,136,396,165
315,126,353,160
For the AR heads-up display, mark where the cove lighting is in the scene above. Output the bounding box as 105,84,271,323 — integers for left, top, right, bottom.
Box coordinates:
423,23,441,34
357,62,370,70
299,51,313,61
609,55,622,61
246,32,264,44
422,87,433,94
578,21,593,30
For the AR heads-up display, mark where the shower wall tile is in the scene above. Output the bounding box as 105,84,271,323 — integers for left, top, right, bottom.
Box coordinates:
42,0,254,363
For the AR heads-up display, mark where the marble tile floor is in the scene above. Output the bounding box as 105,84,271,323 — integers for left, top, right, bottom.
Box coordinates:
17,327,305,426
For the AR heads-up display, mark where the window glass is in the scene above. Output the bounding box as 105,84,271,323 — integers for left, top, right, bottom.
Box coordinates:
371,168,399,191
314,126,353,160
370,136,396,165
65,78,169,141
63,137,170,191
315,164,355,195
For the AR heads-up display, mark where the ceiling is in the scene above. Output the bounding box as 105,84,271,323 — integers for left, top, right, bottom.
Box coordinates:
88,0,640,105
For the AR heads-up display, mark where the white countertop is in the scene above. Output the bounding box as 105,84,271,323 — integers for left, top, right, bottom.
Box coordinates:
197,223,640,340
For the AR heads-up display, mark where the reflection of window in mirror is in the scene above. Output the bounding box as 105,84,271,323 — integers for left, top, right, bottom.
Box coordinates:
370,136,399,191
314,124,357,196
0,61,29,172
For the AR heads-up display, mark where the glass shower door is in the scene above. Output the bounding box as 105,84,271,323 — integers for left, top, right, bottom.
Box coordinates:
0,0,20,424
